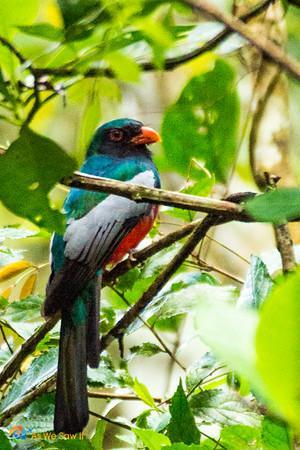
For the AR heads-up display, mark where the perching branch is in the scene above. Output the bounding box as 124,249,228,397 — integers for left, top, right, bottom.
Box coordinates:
184,0,300,81
64,171,249,219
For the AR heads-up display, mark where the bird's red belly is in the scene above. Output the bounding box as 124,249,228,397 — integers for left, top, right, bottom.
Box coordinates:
108,206,158,264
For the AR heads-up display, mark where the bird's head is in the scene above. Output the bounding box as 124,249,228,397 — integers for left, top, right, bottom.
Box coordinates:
86,118,161,158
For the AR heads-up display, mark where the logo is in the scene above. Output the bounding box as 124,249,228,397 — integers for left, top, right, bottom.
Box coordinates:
9,425,32,439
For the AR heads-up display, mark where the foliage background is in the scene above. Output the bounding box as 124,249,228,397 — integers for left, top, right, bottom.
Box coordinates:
1,0,300,449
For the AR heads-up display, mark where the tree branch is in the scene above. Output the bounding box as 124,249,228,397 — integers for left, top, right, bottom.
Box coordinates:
100,214,219,349
64,171,248,219
184,0,300,81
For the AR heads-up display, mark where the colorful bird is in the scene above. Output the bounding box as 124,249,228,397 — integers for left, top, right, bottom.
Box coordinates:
43,118,161,433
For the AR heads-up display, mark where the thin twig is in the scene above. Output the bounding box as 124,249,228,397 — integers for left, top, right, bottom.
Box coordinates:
111,286,185,370
0,325,13,354
88,390,162,402
89,410,131,431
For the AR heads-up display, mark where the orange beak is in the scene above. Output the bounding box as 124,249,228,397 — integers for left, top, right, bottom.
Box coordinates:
130,126,161,145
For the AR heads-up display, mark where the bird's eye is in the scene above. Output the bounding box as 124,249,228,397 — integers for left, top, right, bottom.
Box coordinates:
109,129,124,142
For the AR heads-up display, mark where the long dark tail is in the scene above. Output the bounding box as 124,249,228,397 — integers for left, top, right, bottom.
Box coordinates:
54,276,101,434
54,310,89,434
86,275,101,368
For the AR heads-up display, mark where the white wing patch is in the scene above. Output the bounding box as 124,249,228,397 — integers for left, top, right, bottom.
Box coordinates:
64,170,156,262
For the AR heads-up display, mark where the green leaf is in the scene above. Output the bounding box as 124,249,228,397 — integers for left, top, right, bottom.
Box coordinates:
91,420,106,450
136,409,171,432
134,428,171,450
155,281,233,321
0,430,13,450
194,296,262,394
186,352,219,393
133,377,156,408
168,381,200,445
256,270,300,430
0,348,58,413
0,127,77,233
165,166,214,222
219,424,261,450
2,295,44,339
190,389,261,428
162,59,240,182
9,393,54,432
18,23,63,41
129,271,218,332
87,354,130,387
105,51,141,82
261,417,291,450
57,0,99,28
0,226,37,243
0,0,39,28
130,342,164,357
245,188,300,224
238,256,273,309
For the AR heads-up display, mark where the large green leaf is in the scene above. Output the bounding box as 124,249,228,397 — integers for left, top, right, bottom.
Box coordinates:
261,417,291,450
245,188,300,223
0,348,58,413
256,270,300,430
9,393,54,433
18,24,63,41
91,420,106,450
87,354,130,387
2,295,44,339
162,59,240,182
190,389,261,428
133,377,156,408
0,0,39,28
218,425,261,450
134,428,171,450
168,381,200,445
0,127,77,233
128,271,219,334
57,0,100,28
0,430,12,450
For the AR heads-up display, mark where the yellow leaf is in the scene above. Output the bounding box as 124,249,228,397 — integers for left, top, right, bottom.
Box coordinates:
1,286,12,299
0,261,32,281
20,274,37,299
184,52,217,77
